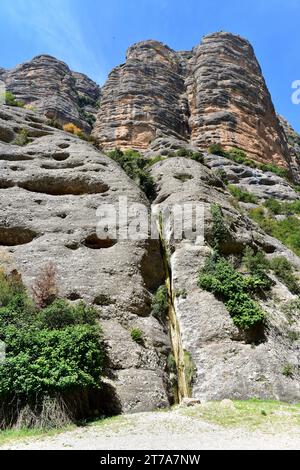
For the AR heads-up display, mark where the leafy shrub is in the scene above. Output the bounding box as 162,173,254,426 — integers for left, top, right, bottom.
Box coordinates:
269,257,300,294
107,148,155,200
176,148,189,157
13,129,30,146
264,198,282,215
208,144,290,180
242,247,273,291
228,147,248,163
214,168,228,185
250,208,300,257
0,269,23,308
0,270,104,429
210,204,227,250
145,155,164,167
258,163,289,179
174,148,204,163
4,91,24,108
130,328,143,344
190,151,204,163
38,299,98,330
46,119,63,130
228,185,258,204
208,143,228,157
282,364,294,377
198,254,265,329
151,285,168,321
0,324,103,397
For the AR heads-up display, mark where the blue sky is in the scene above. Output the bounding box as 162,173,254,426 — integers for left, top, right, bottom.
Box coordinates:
0,0,299,132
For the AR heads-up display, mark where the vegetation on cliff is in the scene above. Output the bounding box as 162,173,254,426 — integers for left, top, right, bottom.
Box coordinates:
0,267,104,430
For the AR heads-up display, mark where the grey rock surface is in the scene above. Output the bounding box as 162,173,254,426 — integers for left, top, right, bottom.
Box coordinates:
151,157,300,402
0,105,170,412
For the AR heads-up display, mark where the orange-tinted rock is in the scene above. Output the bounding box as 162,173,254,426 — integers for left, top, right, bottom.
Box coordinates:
93,33,290,169
93,40,189,150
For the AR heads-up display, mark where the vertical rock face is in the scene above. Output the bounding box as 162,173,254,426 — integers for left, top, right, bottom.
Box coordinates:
93,32,290,169
187,33,290,167
1,55,100,132
93,40,189,149
278,115,300,180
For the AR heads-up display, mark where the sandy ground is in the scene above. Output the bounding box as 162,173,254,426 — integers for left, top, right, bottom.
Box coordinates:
2,408,300,450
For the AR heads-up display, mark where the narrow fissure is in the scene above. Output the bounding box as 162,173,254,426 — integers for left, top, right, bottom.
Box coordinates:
157,217,190,403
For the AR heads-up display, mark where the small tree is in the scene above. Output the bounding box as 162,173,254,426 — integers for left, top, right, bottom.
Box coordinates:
32,262,59,310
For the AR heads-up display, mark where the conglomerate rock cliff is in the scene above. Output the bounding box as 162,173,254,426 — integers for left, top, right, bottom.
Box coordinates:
93,32,291,170
1,55,100,132
1,32,300,413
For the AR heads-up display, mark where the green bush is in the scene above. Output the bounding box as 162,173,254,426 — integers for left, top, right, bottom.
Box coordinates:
176,148,189,157
269,257,300,294
0,270,104,428
249,207,300,257
0,324,103,397
130,328,143,344
264,198,282,215
190,151,204,163
4,91,24,108
107,148,155,200
151,285,168,321
214,168,228,185
282,363,294,377
38,299,98,330
228,185,258,204
169,148,204,163
198,254,265,329
207,144,290,180
228,147,248,163
13,128,30,146
242,247,272,289
210,204,227,250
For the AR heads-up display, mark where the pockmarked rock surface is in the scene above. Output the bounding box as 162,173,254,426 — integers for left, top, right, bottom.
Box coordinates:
1,30,300,413
93,32,290,170
1,55,100,132
0,106,171,412
151,157,300,402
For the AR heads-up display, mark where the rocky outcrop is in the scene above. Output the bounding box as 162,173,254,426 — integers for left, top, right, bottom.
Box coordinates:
279,115,300,180
0,106,171,412
93,33,291,170
151,157,300,402
93,40,189,150
186,33,290,168
1,55,100,132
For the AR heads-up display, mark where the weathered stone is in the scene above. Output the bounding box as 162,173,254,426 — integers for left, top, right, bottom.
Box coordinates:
0,106,171,412
93,40,189,150
150,157,300,402
93,33,291,171
186,33,290,168
204,153,299,201
1,55,100,132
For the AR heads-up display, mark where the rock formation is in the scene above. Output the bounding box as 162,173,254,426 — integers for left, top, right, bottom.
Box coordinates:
1,32,300,412
0,106,171,412
93,32,291,170
151,157,300,402
1,55,100,132
93,40,189,150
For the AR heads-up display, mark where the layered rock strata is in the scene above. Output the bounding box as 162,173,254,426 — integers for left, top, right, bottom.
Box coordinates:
1,55,100,132
93,33,291,169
